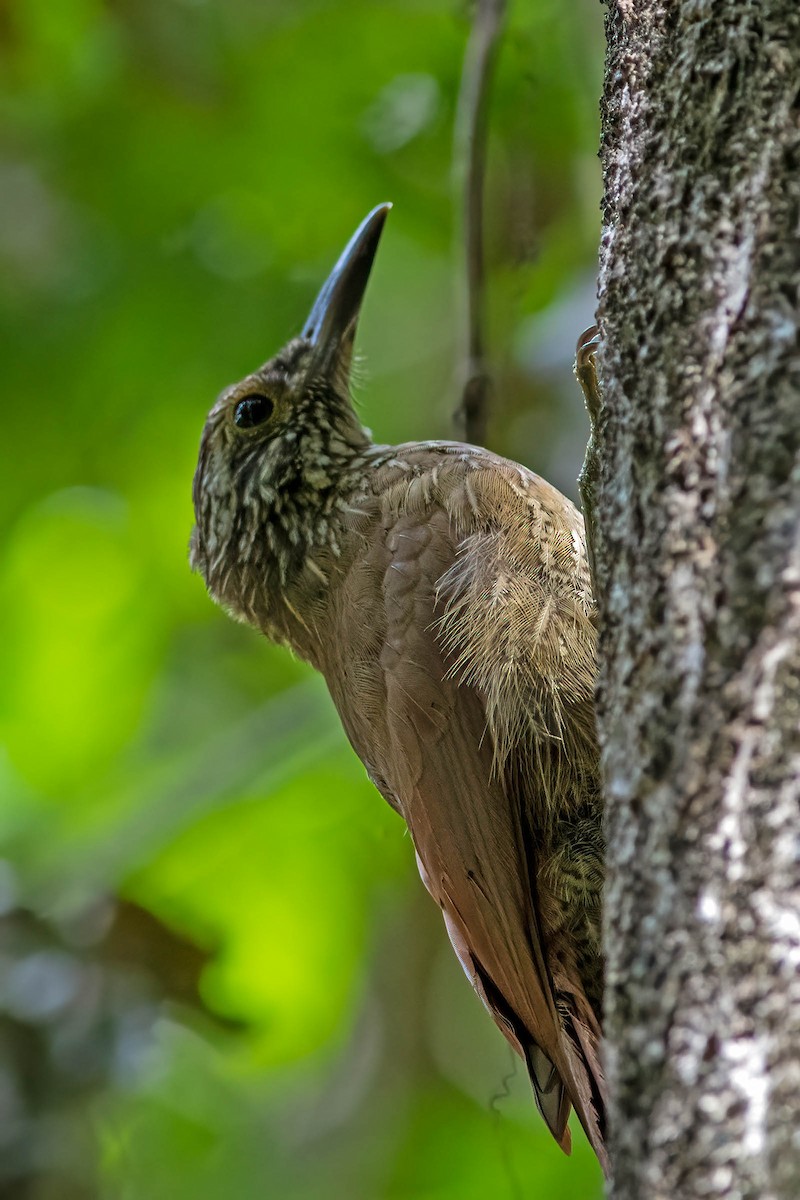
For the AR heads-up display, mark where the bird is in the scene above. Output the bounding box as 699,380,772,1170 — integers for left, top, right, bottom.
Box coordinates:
190,204,607,1169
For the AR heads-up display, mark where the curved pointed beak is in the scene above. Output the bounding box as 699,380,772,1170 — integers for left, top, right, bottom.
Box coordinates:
302,203,391,379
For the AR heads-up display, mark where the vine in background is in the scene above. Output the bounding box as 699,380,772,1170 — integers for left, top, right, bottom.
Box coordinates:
453,0,507,446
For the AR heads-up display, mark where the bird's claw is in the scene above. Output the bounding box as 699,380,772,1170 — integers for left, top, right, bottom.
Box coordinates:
575,325,602,594
574,325,602,426
576,324,600,366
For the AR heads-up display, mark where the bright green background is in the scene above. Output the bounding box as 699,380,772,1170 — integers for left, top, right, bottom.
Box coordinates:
0,1,604,1196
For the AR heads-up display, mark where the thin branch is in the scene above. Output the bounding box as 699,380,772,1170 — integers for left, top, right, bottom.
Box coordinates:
453,0,507,447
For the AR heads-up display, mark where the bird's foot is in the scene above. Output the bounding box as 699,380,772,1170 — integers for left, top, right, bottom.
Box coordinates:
574,325,602,426
575,326,603,593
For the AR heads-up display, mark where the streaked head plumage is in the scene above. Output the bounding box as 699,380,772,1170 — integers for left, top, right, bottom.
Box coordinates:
190,205,391,612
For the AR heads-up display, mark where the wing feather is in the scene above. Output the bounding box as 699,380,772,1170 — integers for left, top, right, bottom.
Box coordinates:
322,476,607,1170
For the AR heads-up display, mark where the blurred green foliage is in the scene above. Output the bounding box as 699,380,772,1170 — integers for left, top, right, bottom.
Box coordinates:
0,0,604,1196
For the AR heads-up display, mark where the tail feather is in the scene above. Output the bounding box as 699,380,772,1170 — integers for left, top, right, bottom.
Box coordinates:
475,959,607,1170
567,1009,609,1173
525,1043,573,1154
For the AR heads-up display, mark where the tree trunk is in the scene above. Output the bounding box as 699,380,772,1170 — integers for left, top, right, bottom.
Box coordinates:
592,3,800,1197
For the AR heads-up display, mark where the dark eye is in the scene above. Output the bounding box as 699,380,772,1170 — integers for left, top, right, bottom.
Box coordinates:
233,394,274,429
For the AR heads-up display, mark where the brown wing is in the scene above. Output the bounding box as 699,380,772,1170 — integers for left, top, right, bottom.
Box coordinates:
321,490,607,1168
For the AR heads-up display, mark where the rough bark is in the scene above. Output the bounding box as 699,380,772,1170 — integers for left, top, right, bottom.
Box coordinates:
593,3,800,1198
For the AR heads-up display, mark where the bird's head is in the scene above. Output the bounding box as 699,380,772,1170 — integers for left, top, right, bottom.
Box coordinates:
190,203,390,612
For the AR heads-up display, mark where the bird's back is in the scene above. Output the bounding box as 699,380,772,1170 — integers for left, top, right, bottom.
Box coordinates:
310,440,606,1165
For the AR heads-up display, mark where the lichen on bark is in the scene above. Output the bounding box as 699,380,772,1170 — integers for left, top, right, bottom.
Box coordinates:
592,2,800,1197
